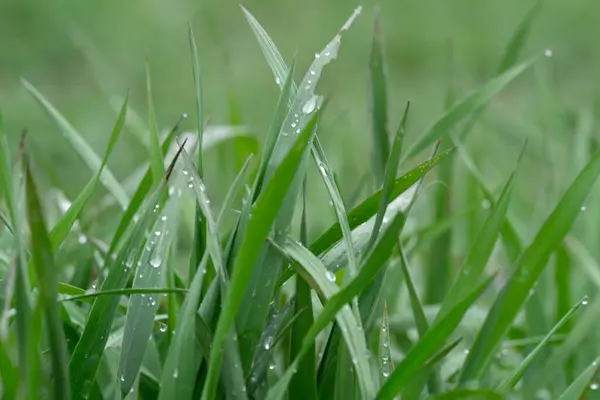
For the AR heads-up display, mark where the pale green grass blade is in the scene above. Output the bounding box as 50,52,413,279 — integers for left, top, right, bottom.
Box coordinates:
201,112,319,400
158,252,209,400
460,145,600,383
379,301,394,383
188,23,203,172
271,237,374,399
368,7,390,185
437,167,516,320
403,57,537,160
366,101,410,253
21,79,129,209
376,277,493,400
497,2,541,74
25,160,70,399
498,296,586,391
119,185,182,394
48,92,128,251
398,246,429,338
216,154,253,228
557,356,600,400
145,62,166,185
60,288,186,302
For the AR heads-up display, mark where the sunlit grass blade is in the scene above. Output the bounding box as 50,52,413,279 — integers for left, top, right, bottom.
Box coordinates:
437,166,516,320
379,301,394,383
201,111,320,400
557,356,600,400
48,92,128,251
158,251,209,400
25,156,70,399
376,277,493,400
403,57,536,160
460,145,600,383
368,7,390,186
21,79,129,209
498,296,586,392
119,184,182,394
145,61,166,185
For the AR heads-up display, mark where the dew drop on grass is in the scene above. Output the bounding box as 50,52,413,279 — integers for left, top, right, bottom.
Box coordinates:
149,255,161,268
269,364,275,370
275,77,281,85
544,49,553,57
464,349,470,355
310,70,315,75
182,169,189,175
315,53,320,59
120,375,125,382
291,122,296,128
78,235,87,244
581,206,587,211
302,96,317,114
481,199,491,209
591,382,599,390
173,369,178,378
318,162,327,177
159,323,167,332
582,298,589,305
161,215,167,221
183,113,188,119
383,370,390,377
325,270,336,282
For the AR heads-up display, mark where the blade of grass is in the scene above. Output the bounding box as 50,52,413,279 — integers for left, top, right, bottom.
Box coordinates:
376,277,493,400
398,245,429,337
379,301,394,383
557,356,600,400
25,156,70,399
145,61,166,185
554,245,574,382
460,145,600,383
498,296,586,391
429,389,504,400
368,7,389,186
200,111,320,400
21,79,129,209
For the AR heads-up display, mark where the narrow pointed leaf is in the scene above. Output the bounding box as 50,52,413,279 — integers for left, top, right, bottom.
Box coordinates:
145,62,165,184
557,356,600,400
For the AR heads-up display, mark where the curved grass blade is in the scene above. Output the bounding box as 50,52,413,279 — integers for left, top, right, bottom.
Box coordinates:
265,212,405,400
158,252,209,400
379,301,394,382
21,79,129,209
368,7,390,185
201,111,320,400
26,159,70,399
119,186,182,394
460,146,600,384
403,57,537,160
557,356,600,400
376,277,493,400
498,296,586,392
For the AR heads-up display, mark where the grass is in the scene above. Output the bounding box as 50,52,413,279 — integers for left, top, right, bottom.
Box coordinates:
2,4,600,400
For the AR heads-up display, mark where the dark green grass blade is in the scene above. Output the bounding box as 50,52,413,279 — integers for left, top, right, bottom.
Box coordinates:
403,57,536,160
368,7,389,186
398,245,429,338
119,188,182,394
48,92,128,251
145,61,166,185
201,112,319,400
376,277,493,400
266,213,405,400
557,356,600,400
21,79,129,209
289,177,317,400
460,146,600,383
498,296,586,391
0,340,18,399
437,167,516,320
379,301,394,382
429,389,504,400
158,252,209,400
25,157,70,399
366,101,410,253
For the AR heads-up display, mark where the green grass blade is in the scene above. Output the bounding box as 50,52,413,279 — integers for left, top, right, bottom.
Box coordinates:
48,92,128,251
145,62,166,185
497,2,541,74
498,296,586,391
429,389,504,399
366,102,410,254
0,340,18,399
437,167,516,320
119,187,182,394
201,111,320,400
403,57,536,160
398,245,429,338
25,158,70,399
379,301,394,383
368,7,390,186
376,277,493,400
158,252,209,400
60,288,186,302
216,154,253,228
460,145,600,383
21,79,129,209
266,212,405,400
557,356,600,400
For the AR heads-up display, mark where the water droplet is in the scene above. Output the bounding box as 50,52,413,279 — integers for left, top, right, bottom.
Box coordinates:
302,96,317,114
183,113,188,118
325,51,331,56
581,206,587,211
582,298,589,305
150,255,162,268
383,370,390,377
481,199,491,209
264,337,273,350
291,122,296,128
591,382,599,390
183,169,188,175
269,364,275,370
120,375,125,382
464,349,470,355
159,323,167,332
310,70,315,75
315,53,320,59
294,113,298,118
383,341,389,348
161,215,167,221
151,299,156,306
173,369,179,378
188,182,193,188
154,230,161,237
544,49,553,57
594,361,598,367
78,235,88,244
275,77,281,85
318,162,327,177
325,270,336,282
295,129,301,134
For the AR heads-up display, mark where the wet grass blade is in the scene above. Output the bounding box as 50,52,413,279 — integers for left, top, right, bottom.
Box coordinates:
379,301,394,383
145,62,166,184
376,277,493,400
21,79,129,209
398,246,428,338
48,92,128,251
557,356,600,400
460,145,600,383
498,296,586,392
25,157,70,399
429,389,504,399
403,57,536,160
368,7,390,186
201,112,319,400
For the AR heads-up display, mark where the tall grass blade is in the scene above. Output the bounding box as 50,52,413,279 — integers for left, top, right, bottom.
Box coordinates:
379,301,394,383
145,62,166,184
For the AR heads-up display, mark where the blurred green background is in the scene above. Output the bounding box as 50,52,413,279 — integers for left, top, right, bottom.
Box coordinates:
2,0,600,243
